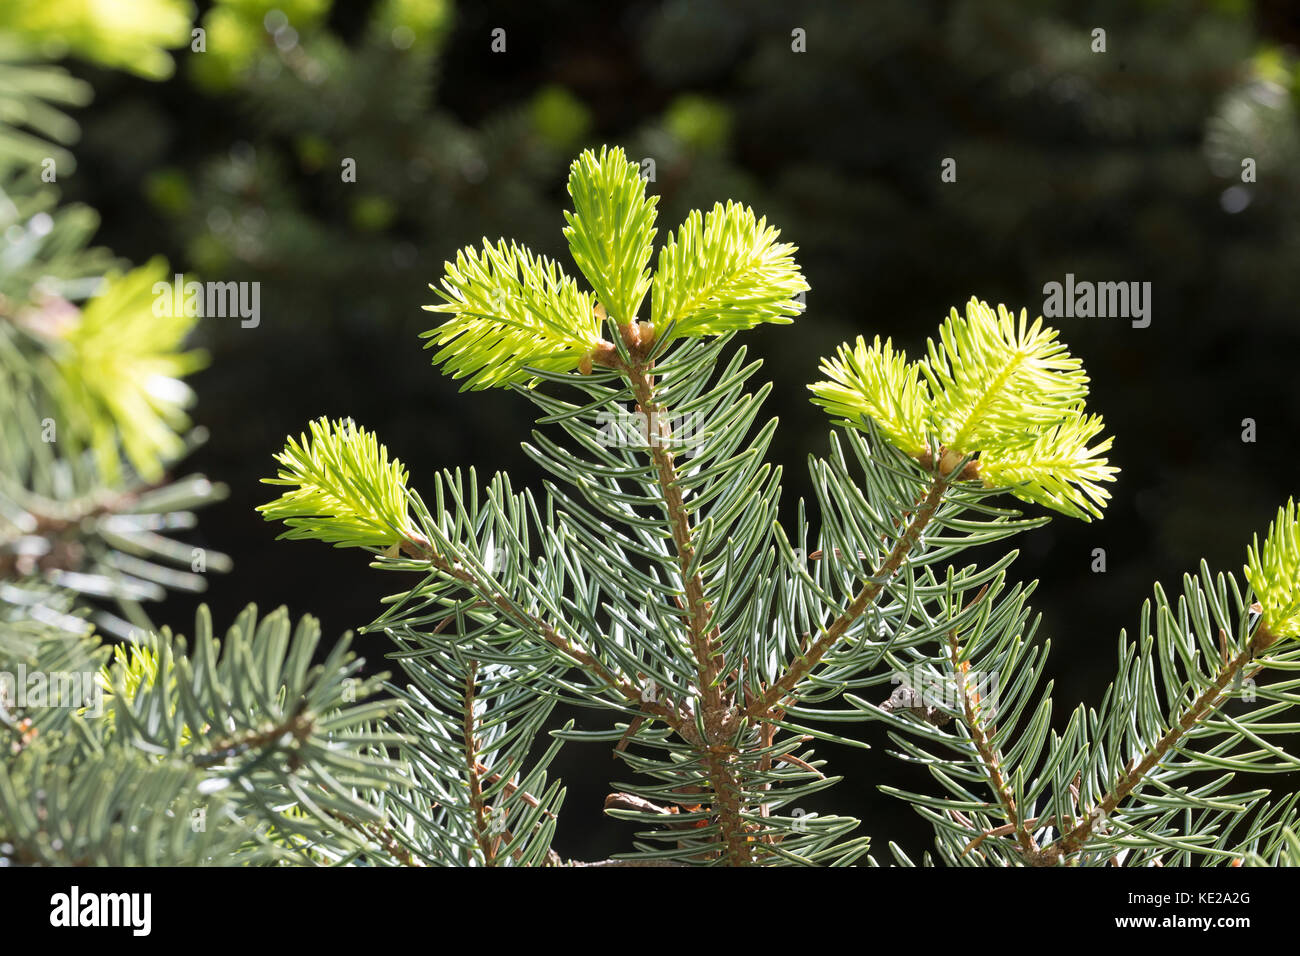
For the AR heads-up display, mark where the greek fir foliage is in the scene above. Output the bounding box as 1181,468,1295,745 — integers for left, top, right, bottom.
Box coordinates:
2,605,401,865
810,299,1116,521
251,145,1300,866
0,26,229,644
10,135,1300,865
1246,499,1300,640
422,241,601,390
651,199,808,342
257,417,415,550
561,145,659,328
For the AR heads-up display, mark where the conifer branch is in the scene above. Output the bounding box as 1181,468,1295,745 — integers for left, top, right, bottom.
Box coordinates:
748,473,950,719
0,485,144,578
397,529,680,729
189,701,314,769
1031,628,1276,866
945,626,1039,859
334,813,424,867
624,346,750,866
625,362,726,718
235,146,1300,869
463,662,497,866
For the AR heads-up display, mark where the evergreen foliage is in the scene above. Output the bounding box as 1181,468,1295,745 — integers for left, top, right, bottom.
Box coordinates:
4,0,1300,866
0,8,227,641
249,147,1299,865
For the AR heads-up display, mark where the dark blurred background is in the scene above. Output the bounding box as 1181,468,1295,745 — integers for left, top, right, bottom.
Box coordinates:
58,0,1300,861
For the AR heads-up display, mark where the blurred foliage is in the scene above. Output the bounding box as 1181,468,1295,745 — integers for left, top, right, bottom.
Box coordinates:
0,38,91,171
0,0,225,640
0,0,193,81
47,257,205,484
0,7,412,868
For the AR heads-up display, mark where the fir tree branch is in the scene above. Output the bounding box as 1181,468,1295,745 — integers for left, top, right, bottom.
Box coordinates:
624,344,750,866
1031,626,1278,866
963,816,1061,859
945,623,1039,859
334,813,424,867
625,361,725,719
397,529,681,729
748,473,951,719
189,700,314,769
0,485,146,577
463,662,497,866
565,859,687,867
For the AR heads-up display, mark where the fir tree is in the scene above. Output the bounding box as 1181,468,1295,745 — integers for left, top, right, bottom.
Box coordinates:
254,147,1298,865
5,0,1300,866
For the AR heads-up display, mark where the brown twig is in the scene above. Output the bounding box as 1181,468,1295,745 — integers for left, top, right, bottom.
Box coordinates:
748,474,950,719
190,700,314,768
462,662,496,866
335,813,424,867
1029,627,1275,866
625,353,749,865
398,531,682,731
946,614,1040,860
